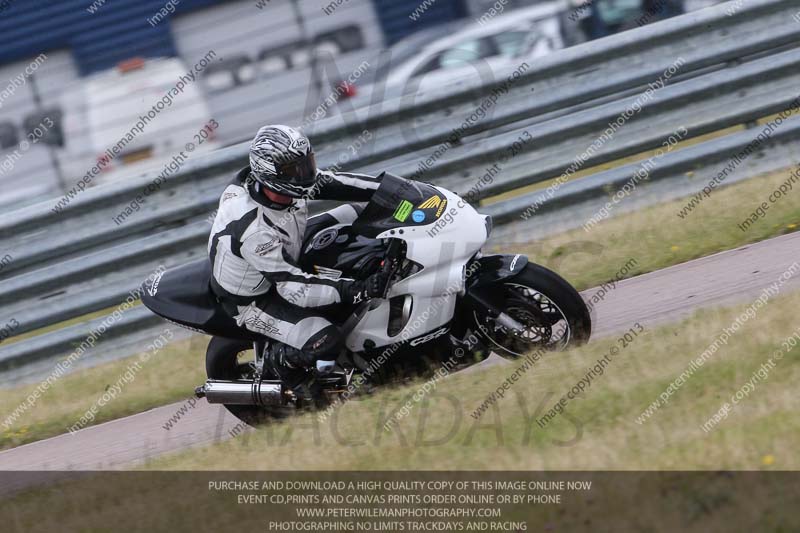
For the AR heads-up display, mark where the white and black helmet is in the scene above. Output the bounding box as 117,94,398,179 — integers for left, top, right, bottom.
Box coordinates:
249,125,317,198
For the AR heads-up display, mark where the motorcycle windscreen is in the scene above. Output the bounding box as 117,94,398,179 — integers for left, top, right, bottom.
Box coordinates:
352,173,450,238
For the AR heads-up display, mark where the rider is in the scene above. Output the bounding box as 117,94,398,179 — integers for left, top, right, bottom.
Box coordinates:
208,125,389,374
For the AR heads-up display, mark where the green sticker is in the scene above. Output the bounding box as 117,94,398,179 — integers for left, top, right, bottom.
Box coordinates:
393,200,413,222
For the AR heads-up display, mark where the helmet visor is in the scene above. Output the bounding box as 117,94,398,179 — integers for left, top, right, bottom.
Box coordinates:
276,152,317,187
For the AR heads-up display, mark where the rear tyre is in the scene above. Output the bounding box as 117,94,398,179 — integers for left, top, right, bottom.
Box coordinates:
472,262,591,358
205,337,292,426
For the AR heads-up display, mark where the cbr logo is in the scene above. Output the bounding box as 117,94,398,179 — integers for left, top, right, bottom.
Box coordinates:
509,254,521,272
409,326,449,346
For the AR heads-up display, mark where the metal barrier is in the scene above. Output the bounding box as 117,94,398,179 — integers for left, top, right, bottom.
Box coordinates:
2,0,800,371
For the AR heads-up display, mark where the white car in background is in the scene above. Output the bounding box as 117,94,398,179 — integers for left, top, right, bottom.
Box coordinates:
77,57,218,186
354,1,566,100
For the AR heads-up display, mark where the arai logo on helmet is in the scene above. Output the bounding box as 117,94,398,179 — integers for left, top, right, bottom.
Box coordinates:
292,137,309,152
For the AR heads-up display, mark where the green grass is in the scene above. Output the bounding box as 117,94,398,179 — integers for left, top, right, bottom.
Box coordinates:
146,289,800,471
1,164,797,451
500,164,799,291
0,335,208,450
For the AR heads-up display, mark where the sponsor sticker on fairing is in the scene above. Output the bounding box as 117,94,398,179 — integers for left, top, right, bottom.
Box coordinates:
393,200,413,222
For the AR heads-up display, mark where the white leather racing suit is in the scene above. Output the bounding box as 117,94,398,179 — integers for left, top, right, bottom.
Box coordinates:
208,166,380,360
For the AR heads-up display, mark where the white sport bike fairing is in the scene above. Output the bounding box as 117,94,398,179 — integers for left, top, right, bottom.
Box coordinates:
142,174,591,423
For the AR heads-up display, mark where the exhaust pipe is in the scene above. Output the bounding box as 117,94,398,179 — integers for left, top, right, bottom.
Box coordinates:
200,379,286,406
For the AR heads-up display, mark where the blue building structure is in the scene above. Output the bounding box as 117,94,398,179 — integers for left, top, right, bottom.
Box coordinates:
0,0,467,75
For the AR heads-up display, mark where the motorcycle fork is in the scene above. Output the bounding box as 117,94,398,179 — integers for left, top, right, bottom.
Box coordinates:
465,288,527,333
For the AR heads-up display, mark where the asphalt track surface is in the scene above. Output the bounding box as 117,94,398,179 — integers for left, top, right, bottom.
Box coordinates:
1,232,798,476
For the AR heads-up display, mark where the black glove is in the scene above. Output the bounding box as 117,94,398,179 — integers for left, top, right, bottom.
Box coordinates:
341,271,391,304
365,269,391,298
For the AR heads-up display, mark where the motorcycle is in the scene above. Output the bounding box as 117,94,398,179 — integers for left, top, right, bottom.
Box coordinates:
141,173,591,424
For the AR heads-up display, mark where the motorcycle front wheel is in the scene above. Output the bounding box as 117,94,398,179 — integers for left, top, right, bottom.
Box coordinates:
471,262,591,358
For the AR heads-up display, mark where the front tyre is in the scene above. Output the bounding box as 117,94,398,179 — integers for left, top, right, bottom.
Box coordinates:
472,263,591,358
